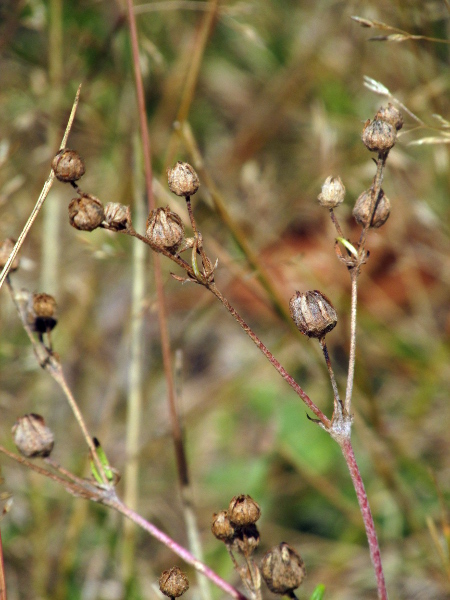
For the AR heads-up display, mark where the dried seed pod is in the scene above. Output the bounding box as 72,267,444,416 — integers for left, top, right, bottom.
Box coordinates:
28,293,57,333
51,149,86,182
232,524,260,556
362,118,396,153
0,238,20,272
211,510,236,542
374,103,403,131
353,189,391,229
289,290,337,338
261,542,306,595
146,206,184,252
159,567,189,598
12,414,54,458
317,176,345,209
103,202,132,231
228,494,261,527
167,162,200,197
68,194,105,231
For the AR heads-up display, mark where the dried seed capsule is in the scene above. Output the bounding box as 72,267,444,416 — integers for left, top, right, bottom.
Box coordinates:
353,189,390,229
362,118,396,153
232,524,260,556
146,206,184,252
68,194,105,231
228,495,261,527
211,510,236,542
28,293,57,334
159,567,189,598
374,103,403,131
103,202,132,231
0,238,20,272
289,290,337,338
167,162,200,197
12,414,54,458
51,149,86,182
317,176,345,208
261,542,306,595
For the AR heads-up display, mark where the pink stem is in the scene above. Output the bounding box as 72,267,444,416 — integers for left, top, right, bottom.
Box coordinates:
340,438,387,600
103,497,248,600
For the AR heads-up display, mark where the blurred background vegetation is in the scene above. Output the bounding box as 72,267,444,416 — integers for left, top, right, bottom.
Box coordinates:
1,0,449,599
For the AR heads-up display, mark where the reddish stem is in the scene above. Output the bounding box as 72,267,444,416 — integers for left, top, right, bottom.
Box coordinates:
340,438,387,600
209,283,331,428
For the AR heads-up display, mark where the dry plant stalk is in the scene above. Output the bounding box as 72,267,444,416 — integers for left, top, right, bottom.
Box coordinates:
0,97,404,600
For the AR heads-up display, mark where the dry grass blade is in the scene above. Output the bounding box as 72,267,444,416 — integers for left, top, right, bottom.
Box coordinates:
0,84,82,291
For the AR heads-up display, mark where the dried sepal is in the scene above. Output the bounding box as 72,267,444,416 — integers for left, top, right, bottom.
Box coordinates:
353,189,390,228
374,103,403,131
167,162,200,198
146,206,184,252
317,176,345,209
68,194,105,231
261,542,306,595
289,290,337,338
159,567,189,598
228,494,261,527
211,510,236,542
231,523,260,556
27,293,57,334
51,149,85,182
103,203,132,231
362,118,396,153
12,414,54,458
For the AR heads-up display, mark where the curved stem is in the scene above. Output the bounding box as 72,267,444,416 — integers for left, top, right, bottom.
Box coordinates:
340,438,387,600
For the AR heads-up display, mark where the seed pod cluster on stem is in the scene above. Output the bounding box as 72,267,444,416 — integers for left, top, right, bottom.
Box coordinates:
51,148,133,235
212,495,305,598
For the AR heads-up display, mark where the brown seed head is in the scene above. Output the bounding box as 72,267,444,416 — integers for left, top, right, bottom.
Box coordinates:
51,149,86,182
362,118,396,153
317,176,346,209
211,510,236,542
289,290,337,338
0,238,20,272
353,189,391,229
261,542,306,595
103,202,132,231
146,206,184,252
68,194,105,232
167,162,200,198
232,523,260,556
374,103,403,131
228,494,261,527
159,567,189,598
12,414,54,458
28,293,57,334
